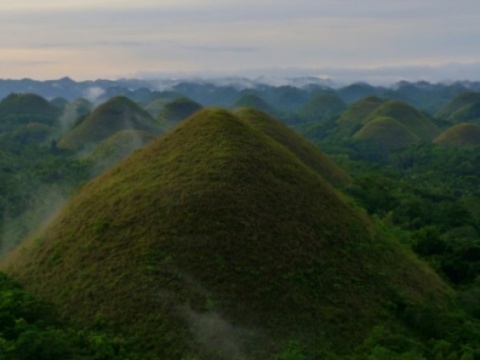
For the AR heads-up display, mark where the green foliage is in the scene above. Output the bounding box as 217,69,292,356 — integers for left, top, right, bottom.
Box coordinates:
0,271,139,359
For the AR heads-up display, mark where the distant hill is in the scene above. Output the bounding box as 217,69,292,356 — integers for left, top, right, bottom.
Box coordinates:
353,116,419,150
436,91,480,122
264,85,309,114
58,96,161,150
296,92,347,123
0,93,60,131
156,97,203,128
434,123,480,147
364,100,440,140
57,98,93,135
235,107,351,185
337,83,385,103
87,129,156,175
3,108,451,359
231,93,277,116
144,98,170,116
9,122,54,145
336,96,387,130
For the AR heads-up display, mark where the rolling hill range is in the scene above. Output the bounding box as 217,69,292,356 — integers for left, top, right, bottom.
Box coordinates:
58,96,161,150
0,93,60,131
2,108,452,359
434,123,480,147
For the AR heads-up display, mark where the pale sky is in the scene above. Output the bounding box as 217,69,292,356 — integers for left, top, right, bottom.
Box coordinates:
1,0,480,81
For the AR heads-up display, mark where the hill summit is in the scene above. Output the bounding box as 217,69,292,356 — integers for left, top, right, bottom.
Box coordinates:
3,108,450,359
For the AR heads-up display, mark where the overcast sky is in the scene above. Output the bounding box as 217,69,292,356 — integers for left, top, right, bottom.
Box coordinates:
1,0,480,82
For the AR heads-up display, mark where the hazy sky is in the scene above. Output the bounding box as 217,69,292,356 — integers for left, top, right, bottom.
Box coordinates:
1,0,480,81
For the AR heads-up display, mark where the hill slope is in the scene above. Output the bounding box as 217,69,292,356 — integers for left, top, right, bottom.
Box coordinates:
3,108,451,359
434,123,480,147
235,107,351,185
58,96,161,150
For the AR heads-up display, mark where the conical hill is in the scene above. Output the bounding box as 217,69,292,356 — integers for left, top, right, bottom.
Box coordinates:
0,93,60,131
235,107,351,185
297,92,347,123
353,116,419,150
337,96,386,128
436,91,480,121
365,100,439,140
58,96,161,150
156,97,203,128
232,93,277,116
3,108,451,359
434,123,480,147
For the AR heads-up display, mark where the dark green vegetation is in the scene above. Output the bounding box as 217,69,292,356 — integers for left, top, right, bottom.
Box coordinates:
0,272,142,359
156,96,203,128
434,123,480,147
58,96,161,150
2,84,480,359
0,139,90,257
0,93,60,131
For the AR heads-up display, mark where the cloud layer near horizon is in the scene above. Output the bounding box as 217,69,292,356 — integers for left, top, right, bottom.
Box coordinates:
1,0,480,81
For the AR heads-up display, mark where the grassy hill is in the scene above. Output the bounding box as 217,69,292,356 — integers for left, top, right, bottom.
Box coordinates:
231,93,277,116
336,96,386,129
156,97,203,128
0,93,60,131
297,92,347,123
235,107,351,185
436,91,480,121
364,100,440,140
353,116,419,150
2,108,451,359
434,123,480,147
58,96,161,150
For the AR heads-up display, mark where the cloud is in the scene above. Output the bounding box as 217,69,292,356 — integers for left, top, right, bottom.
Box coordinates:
84,87,105,103
183,45,259,53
